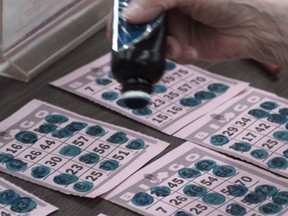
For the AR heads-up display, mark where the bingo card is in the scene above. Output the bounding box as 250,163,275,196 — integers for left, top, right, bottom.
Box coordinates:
51,53,248,135
105,142,288,216
0,177,58,216
0,100,169,197
175,87,288,178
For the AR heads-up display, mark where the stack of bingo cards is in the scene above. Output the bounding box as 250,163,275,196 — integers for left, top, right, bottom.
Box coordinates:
104,142,288,216
0,100,169,197
51,53,248,135
175,87,288,178
0,177,58,215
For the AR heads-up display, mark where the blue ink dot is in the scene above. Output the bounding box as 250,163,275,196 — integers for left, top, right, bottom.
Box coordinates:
165,61,176,71
59,145,81,157
15,131,38,144
226,203,247,216
153,84,167,94
248,109,270,119
6,159,27,171
227,184,248,197
10,197,37,213
279,108,288,116
267,157,288,169
272,191,288,205
99,159,119,171
65,122,88,132
37,123,57,134
202,192,226,205
260,101,279,110
255,185,278,198
95,78,112,86
212,165,236,178
194,91,216,100
250,149,269,160
53,173,78,185
52,128,74,139
195,159,217,171
178,167,201,179
259,202,283,215
229,142,252,153
107,132,128,144
244,192,266,204
183,184,207,197
79,153,100,164
208,83,229,93
210,134,229,146
131,192,154,206
267,114,288,124
45,114,68,124
0,153,14,163
108,71,114,79
174,211,192,216
31,166,51,178
273,131,288,141
101,91,119,101
126,139,145,149
86,125,105,137
150,186,171,197
283,149,288,158
286,123,288,130
132,107,153,116
73,181,94,193
116,99,129,109
179,97,201,107
0,189,20,205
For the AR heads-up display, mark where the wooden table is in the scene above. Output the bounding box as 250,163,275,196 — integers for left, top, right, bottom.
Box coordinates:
1,28,288,216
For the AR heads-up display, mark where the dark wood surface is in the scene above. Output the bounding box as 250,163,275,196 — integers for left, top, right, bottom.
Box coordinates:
1,28,288,216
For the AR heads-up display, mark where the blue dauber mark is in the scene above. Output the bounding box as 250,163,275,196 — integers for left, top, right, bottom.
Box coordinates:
208,83,229,93
52,128,73,139
248,109,270,119
179,97,201,107
183,184,207,197
202,192,226,205
59,145,81,157
165,61,176,71
31,165,51,179
152,84,167,94
267,157,288,169
244,192,266,204
212,165,236,178
6,159,27,172
79,153,100,164
178,167,201,179
210,134,229,146
255,185,278,198
15,131,38,144
0,153,14,163
131,192,154,207
150,186,171,197
226,203,247,216
283,149,288,158
267,114,288,124
86,125,105,137
10,197,37,213
259,202,283,215
132,107,153,116
174,211,192,216
126,139,145,149
65,122,88,132
194,159,217,171
227,184,248,197
107,132,128,144
101,91,119,101
45,114,68,124
272,191,288,205
37,123,57,134
53,173,78,185
229,142,252,153
194,91,216,100
250,149,269,160
73,181,94,193
279,108,288,116
95,78,112,86
273,131,288,141
0,189,20,205
116,99,129,109
99,159,119,171
260,101,279,110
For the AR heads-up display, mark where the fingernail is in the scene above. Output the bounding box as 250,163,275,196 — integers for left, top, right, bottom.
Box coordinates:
123,3,143,19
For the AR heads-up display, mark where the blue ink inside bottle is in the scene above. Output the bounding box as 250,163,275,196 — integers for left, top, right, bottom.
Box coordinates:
0,189,20,205
255,184,278,198
244,192,266,204
31,165,51,178
258,202,283,215
15,131,38,144
96,78,112,86
108,71,114,79
273,131,288,141
226,203,247,216
52,128,73,139
99,159,119,171
53,173,78,185
174,211,192,216
116,99,129,109
194,159,217,171
250,149,269,160
248,109,270,119
37,123,57,134
86,125,105,137
230,142,252,153
267,114,288,124
59,145,81,157
210,134,229,146
183,184,207,197
227,184,248,197
267,157,288,169
132,107,153,116
0,153,14,163
101,91,119,101
202,192,226,205
152,84,167,94
272,191,288,205
208,83,229,93
283,149,288,158
73,181,94,193
179,97,201,107
79,153,100,164
150,186,171,197
194,91,216,100
6,159,27,171
279,108,288,116
212,165,236,177
65,122,88,132
260,101,279,110
131,192,154,206
10,197,37,213
45,114,68,124
165,61,176,71
126,139,145,149
107,132,128,144
178,167,201,179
